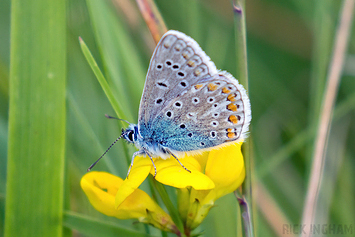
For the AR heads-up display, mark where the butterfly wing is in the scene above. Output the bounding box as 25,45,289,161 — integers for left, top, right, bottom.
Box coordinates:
138,30,217,125
138,30,251,152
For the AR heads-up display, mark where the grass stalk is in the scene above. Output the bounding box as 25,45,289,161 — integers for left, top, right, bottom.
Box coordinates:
135,0,168,43
233,1,254,237
79,38,128,122
5,0,66,235
301,0,355,234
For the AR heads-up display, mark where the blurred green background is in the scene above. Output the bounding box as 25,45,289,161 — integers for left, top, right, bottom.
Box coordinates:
0,0,354,236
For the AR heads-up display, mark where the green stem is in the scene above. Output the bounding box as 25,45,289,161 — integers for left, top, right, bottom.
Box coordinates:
135,0,167,43
233,1,255,237
153,180,185,236
236,193,254,237
79,37,130,123
301,0,355,233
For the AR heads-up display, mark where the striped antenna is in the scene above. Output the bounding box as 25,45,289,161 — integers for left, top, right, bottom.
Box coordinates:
87,132,126,172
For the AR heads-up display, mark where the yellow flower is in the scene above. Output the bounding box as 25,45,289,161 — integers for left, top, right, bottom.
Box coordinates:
80,171,179,234
178,142,245,230
115,152,216,208
81,142,245,234
114,142,245,230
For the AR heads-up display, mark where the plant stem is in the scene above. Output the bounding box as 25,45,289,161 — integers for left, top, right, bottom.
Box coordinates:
236,192,254,237
301,0,355,235
135,0,168,43
233,1,255,237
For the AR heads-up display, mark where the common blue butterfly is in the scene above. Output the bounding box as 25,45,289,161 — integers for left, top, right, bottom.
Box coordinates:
91,30,251,177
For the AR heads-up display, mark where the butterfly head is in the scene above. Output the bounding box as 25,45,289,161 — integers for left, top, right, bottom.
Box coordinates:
122,124,139,144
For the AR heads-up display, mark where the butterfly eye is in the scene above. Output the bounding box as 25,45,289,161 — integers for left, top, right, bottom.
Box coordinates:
128,131,134,142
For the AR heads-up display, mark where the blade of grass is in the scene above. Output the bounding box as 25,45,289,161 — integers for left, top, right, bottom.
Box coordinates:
153,181,184,236
86,0,146,119
63,211,157,237
5,0,66,236
135,0,168,43
233,1,254,237
308,0,338,127
301,0,355,234
79,37,134,169
79,38,129,122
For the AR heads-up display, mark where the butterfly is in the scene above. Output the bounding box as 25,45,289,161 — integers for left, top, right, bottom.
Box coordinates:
90,30,251,177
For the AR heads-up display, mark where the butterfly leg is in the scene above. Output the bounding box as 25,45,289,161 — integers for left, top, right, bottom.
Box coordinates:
144,150,158,178
166,149,191,173
127,150,145,178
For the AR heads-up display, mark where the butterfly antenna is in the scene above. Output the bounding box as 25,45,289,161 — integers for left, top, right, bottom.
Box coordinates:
105,114,130,124
87,132,125,172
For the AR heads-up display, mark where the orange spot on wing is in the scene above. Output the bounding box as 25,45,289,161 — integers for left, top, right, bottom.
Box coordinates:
227,128,234,133
194,84,203,90
187,60,195,67
227,103,237,112
227,93,236,101
228,115,238,124
227,132,236,138
194,69,201,76
222,87,231,93
182,52,188,59
207,83,217,91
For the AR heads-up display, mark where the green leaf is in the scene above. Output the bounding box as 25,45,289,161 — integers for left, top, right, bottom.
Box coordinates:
79,38,129,122
5,0,66,236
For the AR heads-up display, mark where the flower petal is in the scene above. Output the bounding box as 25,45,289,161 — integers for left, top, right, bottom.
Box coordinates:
115,155,151,208
204,142,245,201
154,155,215,190
81,171,178,233
81,171,121,217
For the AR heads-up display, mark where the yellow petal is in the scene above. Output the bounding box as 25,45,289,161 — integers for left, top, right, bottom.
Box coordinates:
154,155,215,190
187,150,209,172
81,171,121,217
204,142,245,201
80,171,154,219
115,155,152,208
81,171,178,233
